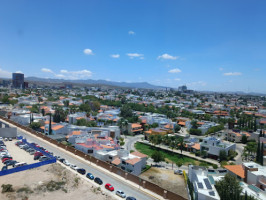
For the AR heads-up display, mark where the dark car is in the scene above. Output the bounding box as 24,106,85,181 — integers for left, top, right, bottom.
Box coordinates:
59,158,65,163
77,168,86,175
86,173,94,180
1,166,7,171
39,156,50,161
1,156,12,160
94,177,103,185
5,160,17,167
126,197,137,200
34,154,43,160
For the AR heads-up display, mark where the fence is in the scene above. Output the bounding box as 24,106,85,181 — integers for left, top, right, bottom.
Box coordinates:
0,116,187,200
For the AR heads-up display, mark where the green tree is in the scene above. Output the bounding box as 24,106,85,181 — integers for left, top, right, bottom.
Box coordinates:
48,113,52,135
79,103,91,114
260,142,264,165
151,151,165,164
176,160,183,169
119,137,125,146
219,150,227,161
215,174,242,200
175,125,181,133
256,140,261,163
120,104,133,118
241,135,248,144
41,108,45,116
29,122,41,130
177,137,185,155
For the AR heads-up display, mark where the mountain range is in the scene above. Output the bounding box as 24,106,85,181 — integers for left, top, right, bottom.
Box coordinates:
25,77,166,90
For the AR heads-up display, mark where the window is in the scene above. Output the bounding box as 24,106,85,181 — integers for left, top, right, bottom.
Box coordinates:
121,166,125,170
122,161,126,165
109,156,112,160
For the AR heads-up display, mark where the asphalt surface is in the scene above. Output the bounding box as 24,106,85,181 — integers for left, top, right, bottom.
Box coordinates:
15,129,157,200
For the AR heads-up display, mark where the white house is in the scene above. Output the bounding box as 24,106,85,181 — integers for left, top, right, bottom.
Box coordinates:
188,165,220,200
200,137,236,159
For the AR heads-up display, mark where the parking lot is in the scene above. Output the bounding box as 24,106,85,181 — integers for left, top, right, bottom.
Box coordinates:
0,139,39,170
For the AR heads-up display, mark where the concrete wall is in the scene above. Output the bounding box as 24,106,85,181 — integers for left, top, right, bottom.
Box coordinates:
0,127,17,138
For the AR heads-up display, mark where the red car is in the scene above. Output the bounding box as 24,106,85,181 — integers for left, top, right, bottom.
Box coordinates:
105,183,114,191
2,157,12,163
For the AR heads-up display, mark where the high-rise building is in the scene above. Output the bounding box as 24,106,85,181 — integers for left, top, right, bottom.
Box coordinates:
12,73,24,89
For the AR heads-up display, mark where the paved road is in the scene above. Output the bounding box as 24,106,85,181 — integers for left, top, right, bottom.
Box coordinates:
16,129,157,200
124,135,143,151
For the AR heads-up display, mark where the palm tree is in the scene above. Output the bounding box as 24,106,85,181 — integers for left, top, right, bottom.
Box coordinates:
176,137,185,155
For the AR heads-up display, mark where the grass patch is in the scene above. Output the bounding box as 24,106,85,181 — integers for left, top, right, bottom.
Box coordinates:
135,142,213,166
142,165,151,173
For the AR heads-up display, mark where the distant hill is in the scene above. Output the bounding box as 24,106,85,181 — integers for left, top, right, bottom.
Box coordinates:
25,77,166,89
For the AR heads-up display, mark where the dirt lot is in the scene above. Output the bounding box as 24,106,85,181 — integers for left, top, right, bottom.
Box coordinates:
140,167,188,199
0,140,39,169
0,163,116,200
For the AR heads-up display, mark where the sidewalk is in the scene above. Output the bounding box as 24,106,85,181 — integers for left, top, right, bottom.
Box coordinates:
140,141,220,166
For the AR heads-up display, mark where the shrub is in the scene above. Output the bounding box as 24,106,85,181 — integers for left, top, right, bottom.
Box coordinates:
1,184,14,193
213,164,218,169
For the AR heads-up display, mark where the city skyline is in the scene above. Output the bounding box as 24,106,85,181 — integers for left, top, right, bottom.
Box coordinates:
0,1,266,93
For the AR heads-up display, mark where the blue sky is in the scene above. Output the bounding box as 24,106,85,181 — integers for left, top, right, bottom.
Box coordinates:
0,0,266,93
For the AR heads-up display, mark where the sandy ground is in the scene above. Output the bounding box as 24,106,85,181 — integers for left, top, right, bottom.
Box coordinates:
0,163,116,200
140,167,188,199
0,140,39,169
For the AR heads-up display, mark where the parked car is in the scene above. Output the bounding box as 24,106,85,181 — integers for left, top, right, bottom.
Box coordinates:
94,177,103,185
34,152,43,160
59,158,65,163
29,150,36,155
0,137,3,141
26,148,34,152
14,162,27,168
70,164,77,170
5,160,17,167
174,170,183,175
126,197,136,200
105,183,114,191
63,160,70,166
1,166,7,171
8,138,12,141
116,190,126,198
77,168,86,175
86,173,94,180
2,157,12,163
4,138,8,141
39,156,50,161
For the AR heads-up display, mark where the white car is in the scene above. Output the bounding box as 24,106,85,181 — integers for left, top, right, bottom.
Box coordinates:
0,137,3,141
116,190,126,198
63,160,70,166
70,164,78,170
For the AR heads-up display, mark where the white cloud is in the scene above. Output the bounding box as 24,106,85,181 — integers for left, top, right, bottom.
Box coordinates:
219,67,224,71
41,68,53,73
223,72,242,76
174,78,181,81
110,54,120,58
60,70,68,73
126,53,144,59
83,48,94,55
128,31,135,35
157,53,179,60
16,71,23,73
55,74,65,78
187,81,207,87
57,69,92,80
0,68,12,78
168,68,182,73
